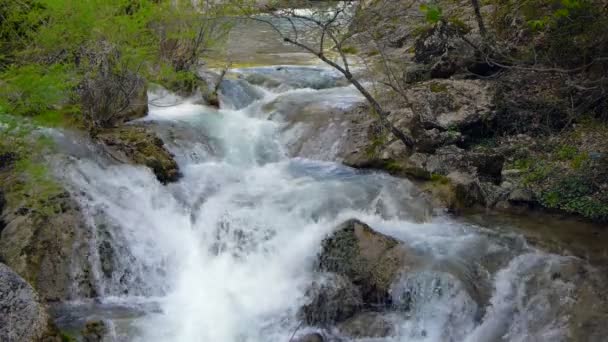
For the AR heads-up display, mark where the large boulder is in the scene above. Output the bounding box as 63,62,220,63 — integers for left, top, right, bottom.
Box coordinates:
408,79,495,136
97,126,180,184
0,263,59,342
318,219,420,306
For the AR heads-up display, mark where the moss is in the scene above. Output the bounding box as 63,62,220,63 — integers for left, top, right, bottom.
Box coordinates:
556,145,577,160
447,17,471,34
430,173,450,184
423,177,457,209
60,331,77,342
383,160,403,173
97,126,180,184
0,118,64,216
429,82,448,93
340,45,359,55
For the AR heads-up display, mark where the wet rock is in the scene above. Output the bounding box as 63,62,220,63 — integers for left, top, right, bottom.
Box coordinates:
318,219,419,306
336,312,394,338
82,320,110,342
447,171,485,208
300,273,363,326
0,263,59,342
97,126,180,184
0,191,95,301
294,332,325,342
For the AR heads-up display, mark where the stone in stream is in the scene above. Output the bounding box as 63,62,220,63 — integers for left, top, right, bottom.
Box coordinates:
336,311,395,339
97,125,181,184
0,263,60,342
317,219,421,307
300,273,363,326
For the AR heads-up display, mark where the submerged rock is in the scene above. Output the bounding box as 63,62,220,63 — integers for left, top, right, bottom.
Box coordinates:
0,263,59,342
97,126,180,184
318,219,420,306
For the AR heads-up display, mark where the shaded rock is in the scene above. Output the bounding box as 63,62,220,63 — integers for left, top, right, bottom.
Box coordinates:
319,219,419,306
447,171,485,208
414,21,477,79
300,273,363,326
404,64,431,84
508,188,534,204
97,126,180,184
337,312,394,339
0,151,18,170
82,320,110,342
0,263,59,342
414,128,462,153
468,150,504,183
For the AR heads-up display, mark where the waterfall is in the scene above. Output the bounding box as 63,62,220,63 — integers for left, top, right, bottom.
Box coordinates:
50,66,595,342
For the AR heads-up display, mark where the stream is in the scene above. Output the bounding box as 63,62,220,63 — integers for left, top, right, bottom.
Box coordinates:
45,13,608,342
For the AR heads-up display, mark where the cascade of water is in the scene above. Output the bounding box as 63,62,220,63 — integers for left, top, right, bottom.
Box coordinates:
52,66,597,342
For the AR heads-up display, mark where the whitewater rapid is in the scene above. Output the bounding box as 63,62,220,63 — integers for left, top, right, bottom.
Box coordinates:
51,66,595,342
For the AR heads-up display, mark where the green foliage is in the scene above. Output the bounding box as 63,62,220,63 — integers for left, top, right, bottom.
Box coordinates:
419,4,443,24
60,332,77,342
540,176,608,221
0,63,76,117
429,82,448,93
341,45,359,55
1,0,234,129
0,115,64,216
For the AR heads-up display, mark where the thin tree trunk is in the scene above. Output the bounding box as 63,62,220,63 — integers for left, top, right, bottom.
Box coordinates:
471,0,487,40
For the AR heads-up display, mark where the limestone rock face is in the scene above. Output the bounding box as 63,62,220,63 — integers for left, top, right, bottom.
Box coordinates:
0,263,59,342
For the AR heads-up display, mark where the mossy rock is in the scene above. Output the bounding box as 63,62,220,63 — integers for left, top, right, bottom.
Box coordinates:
318,220,419,306
97,126,180,184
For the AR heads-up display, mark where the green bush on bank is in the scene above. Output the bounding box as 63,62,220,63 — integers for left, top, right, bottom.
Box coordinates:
0,0,233,131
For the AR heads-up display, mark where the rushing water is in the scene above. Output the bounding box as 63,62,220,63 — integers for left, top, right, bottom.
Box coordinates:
46,64,607,342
